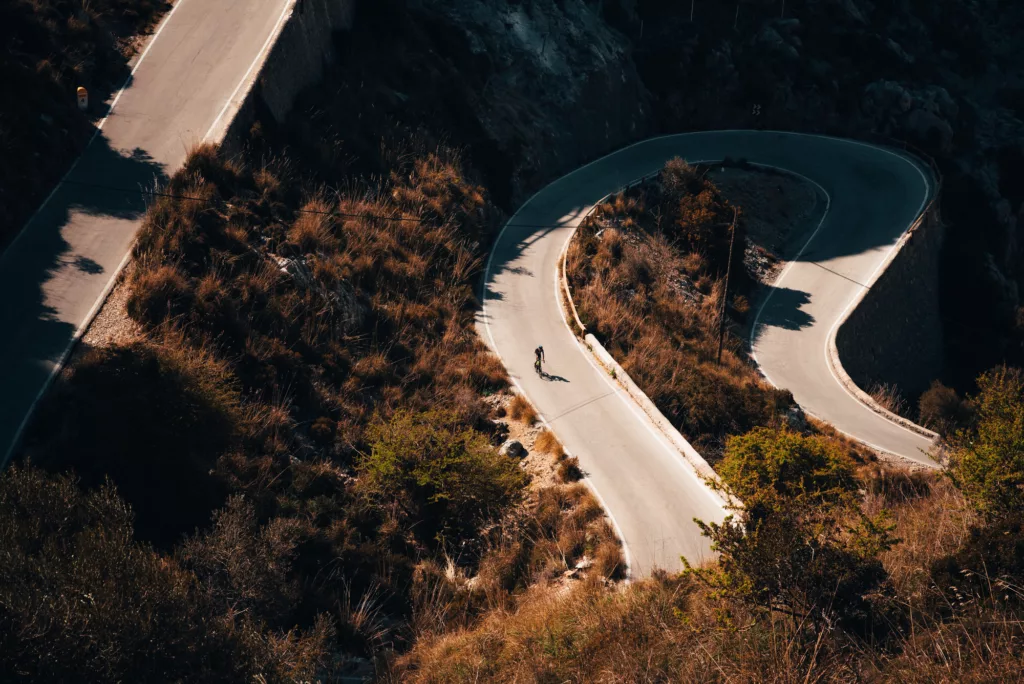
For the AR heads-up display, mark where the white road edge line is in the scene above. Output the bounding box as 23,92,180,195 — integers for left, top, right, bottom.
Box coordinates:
482,132,941,576
480,194,639,581
552,171,729,509
1,0,195,465
744,147,937,451
204,0,295,142
2,0,295,465
1,0,192,258
552,209,725,570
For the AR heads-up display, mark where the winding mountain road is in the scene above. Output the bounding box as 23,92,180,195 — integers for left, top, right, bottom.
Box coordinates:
0,13,937,579
0,0,294,461
480,131,939,577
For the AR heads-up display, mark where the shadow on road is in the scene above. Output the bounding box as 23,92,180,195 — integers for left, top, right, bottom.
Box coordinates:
750,284,815,346
0,132,167,459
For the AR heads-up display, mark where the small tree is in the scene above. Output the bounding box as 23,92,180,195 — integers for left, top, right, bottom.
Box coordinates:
691,428,896,629
948,366,1024,521
657,158,743,277
358,410,529,544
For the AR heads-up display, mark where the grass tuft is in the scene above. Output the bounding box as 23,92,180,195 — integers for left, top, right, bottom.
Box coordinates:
508,394,538,425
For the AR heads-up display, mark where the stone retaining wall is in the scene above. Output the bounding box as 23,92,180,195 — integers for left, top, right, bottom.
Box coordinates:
835,203,945,400
219,0,355,151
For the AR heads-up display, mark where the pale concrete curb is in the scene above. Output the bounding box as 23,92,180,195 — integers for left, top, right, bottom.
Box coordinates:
556,174,728,505
582,333,726,494
824,211,941,448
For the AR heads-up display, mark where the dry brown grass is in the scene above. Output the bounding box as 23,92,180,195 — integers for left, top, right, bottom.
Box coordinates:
508,394,538,425
393,574,859,682
534,428,562,456
394,473,1023,683
869,381,912,419
867,474,975,596
556,455,583,483
566,174,792,460
21,140,526,672
401,482,624,642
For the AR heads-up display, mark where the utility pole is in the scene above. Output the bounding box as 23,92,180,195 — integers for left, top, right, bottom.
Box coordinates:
781,0,786,18
690,0,695,22
734,2,740,30
717,207,739,365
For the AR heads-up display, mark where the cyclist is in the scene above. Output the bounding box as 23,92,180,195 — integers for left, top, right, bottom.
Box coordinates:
534,345,545,374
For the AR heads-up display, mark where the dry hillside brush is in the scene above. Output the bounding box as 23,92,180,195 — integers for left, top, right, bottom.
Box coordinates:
395,406,1024,683
0,464,333,682
0,0,168,242
14,140,624,676
566,159,792,458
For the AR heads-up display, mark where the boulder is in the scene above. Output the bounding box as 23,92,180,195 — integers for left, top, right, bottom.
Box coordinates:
756,25,799,61
500,439,528,459
786,406,807,431
489,421,511,447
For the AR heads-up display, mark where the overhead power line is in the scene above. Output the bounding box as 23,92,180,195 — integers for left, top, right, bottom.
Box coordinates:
58,177,601,232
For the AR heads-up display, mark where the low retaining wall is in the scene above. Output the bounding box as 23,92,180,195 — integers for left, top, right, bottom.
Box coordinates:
558,177,726,495
583,333,724,489
834,202,945,402
218,0,355,151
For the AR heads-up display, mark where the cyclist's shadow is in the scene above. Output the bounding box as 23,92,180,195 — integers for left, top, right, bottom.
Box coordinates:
537,369,570,383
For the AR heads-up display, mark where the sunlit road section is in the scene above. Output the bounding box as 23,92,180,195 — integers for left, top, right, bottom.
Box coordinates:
480,131,937,576
0,0,295,461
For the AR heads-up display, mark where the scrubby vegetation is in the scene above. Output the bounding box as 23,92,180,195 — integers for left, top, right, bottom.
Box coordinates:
0,465,332,681
5,1,1024,678
0,0,168,243
14,125,622,676
395,381,1024,681
946,366,1024,521
566,159,793,459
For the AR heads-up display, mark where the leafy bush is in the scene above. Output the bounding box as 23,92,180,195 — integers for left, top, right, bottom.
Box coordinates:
717,427,858,509
359,410,529,544
947,366,1024,520
693,428,896,630
0,465,332,682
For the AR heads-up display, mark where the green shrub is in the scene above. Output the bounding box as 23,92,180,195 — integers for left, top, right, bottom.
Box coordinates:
948,366,1024,521
716,427,858,510
693,428,895,630
358,410,529,544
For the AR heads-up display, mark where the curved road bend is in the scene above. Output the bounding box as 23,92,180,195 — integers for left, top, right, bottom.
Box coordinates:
0,0,294,461
481,131,938,576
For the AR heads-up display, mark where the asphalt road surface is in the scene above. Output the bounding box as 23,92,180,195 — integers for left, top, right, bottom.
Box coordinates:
0,0,294,461
480,131,938,576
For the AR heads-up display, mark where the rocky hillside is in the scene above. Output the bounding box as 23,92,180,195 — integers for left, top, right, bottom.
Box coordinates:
317,0,1024,391
272,0,651,209
624,0,1024,390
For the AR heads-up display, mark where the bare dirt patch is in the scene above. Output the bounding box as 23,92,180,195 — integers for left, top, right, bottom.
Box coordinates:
79,264,141,350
